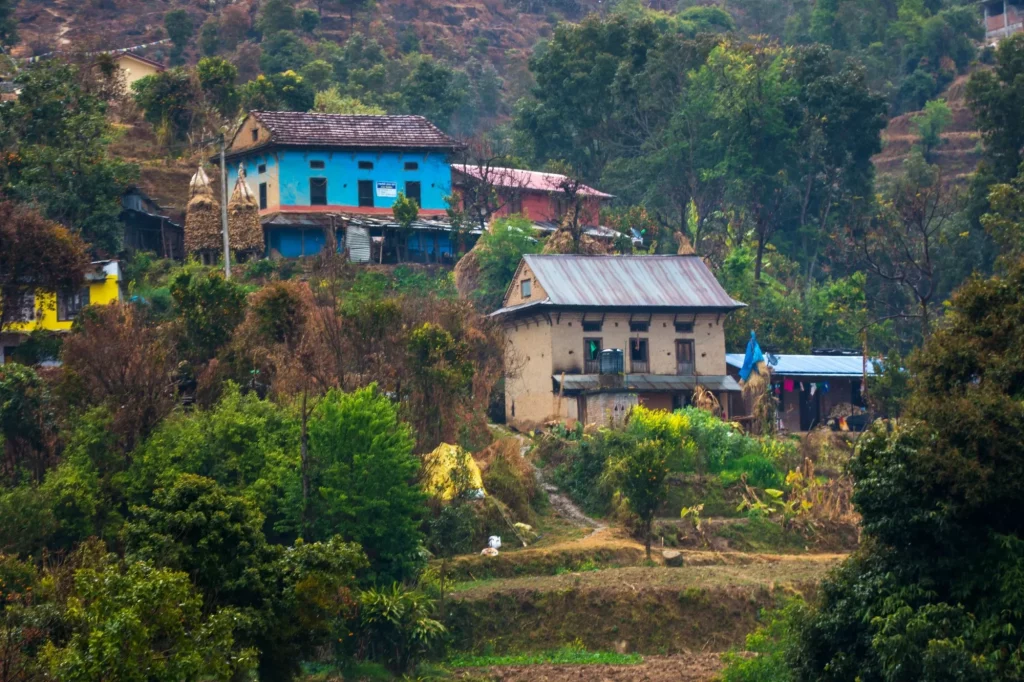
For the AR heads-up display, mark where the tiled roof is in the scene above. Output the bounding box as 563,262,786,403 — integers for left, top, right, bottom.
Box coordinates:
251,111,461,150
519,254,744,310
453,165,613,198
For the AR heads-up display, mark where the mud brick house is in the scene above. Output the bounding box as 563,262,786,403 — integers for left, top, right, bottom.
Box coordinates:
493,254,745,430
219,111,465,260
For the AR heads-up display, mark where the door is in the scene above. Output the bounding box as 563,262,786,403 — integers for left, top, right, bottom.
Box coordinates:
358,180,374,207
405,181,421,207
676,340,695,375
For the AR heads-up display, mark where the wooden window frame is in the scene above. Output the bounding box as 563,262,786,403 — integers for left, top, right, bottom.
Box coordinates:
358,180,374,208
310,177,328,206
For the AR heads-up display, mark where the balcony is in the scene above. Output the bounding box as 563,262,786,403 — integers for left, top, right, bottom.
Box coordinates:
584,359,601,374
677,361,695,376
630,360,649,374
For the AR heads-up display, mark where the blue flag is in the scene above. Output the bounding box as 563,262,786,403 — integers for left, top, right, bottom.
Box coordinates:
739,331,764,382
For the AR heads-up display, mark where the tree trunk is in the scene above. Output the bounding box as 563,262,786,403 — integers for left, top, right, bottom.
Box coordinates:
920,299,931,340
439,557,447,614
754,233,766,282
300,387,310,536
644,520,652,561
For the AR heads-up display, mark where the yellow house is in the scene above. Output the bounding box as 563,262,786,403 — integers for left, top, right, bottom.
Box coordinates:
492,255,745,430
4,261,123,337
113,53,166,89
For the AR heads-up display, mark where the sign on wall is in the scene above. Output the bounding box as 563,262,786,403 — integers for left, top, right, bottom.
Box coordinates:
376,181,397,198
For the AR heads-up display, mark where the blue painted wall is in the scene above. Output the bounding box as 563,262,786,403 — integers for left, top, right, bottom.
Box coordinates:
227,148,453,211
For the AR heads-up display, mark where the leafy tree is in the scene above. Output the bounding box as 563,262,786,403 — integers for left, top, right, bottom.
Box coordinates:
257,0,298,35
356,585,445,674
219,2,252,50
170,270,247,363
301,59,335,91
968,34,1024,181
272,70,316,111
405,323,475,451
40,549,254,681
313,87,385,114
788,259,1024,679
392,191,419,262
164,9,194,65
0,364,56,485
0,61,138,255
605,440,670,560
473,216,541,311
199,17,221,57
260,31,311,74
197,56,239,118
305,386,426,583
400,54,468,132
0,202,90,331
299,8,321,33
913,98,952,160
132,68,202,145
0,0,17,48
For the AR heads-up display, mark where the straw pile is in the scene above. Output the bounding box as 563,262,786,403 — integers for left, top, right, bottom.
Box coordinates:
228,165,263,255
541,228,610,255
453,243,482,299
184,166,223,254
675,232,696,255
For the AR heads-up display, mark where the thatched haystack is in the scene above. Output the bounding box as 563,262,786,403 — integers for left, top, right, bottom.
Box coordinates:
541,228,610,255
184,166,223,255
453,242,483,299
674,232,696,255
228,165,263,255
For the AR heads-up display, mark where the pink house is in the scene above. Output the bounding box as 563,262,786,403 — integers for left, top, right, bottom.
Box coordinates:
452,165,613,227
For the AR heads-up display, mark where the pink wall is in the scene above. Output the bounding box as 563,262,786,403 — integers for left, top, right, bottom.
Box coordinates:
485,190,604,225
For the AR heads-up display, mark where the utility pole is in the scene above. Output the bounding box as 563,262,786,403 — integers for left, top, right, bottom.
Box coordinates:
219,135,231,279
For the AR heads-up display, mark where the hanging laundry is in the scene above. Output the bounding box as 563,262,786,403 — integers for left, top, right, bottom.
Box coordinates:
809,383,817,396
783,378,794,392
821,381,830,393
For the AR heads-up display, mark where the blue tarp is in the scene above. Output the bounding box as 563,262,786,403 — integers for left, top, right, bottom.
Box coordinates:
738,332,764,382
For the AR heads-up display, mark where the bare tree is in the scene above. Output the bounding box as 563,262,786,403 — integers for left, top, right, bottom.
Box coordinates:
451,139,531,234
858,157,960,340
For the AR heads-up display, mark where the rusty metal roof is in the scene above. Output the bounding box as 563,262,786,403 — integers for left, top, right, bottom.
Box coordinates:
251,112,461,150
523,255,744,310
553,373,741,393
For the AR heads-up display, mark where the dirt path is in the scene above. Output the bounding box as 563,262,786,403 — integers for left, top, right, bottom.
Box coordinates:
512,434,607,533
459,653,724,681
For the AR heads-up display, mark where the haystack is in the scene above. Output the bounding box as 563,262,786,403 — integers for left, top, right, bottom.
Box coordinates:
423,443,485,501
184,166,223,255
228,165,264,255
453,243,483,299
541,228,609,255
674,232,696,255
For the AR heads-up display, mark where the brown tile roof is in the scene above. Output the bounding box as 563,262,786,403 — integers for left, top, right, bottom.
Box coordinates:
251,111,461,150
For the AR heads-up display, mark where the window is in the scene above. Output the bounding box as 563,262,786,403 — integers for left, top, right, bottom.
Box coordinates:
310,160,325,169
508,192,523,214
58,287,90,322
582,320,602,333
630,338,649,373
358,180,374,207
405,181,421,207
310,178,327,206
584,338,602,373
629,321,649,333
675,321,694,333
257,163,266,174
13,294,35,322
251,129,258,142
404,161,419,170
676,339,695,376
358,161,374,170
520,279,532,298
259,183,267,210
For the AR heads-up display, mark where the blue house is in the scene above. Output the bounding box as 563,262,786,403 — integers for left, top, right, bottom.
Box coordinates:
221,111,465,260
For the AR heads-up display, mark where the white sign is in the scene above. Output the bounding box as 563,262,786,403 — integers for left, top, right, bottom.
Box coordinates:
376,181,397,198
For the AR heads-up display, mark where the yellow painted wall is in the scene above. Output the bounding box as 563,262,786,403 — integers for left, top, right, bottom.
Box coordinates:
5,272,121,333
116,55,163,90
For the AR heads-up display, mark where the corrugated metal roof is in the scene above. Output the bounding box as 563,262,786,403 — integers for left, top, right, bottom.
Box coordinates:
260,212,482,234
725,354,877,377
251,112,461,150
524,255,744,310
531,221,639,243
453,165,614,198
553,374,741,393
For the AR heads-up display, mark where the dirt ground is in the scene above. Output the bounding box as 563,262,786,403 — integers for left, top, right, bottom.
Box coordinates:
459,654,724,681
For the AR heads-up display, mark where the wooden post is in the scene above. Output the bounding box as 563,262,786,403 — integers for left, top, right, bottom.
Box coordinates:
159,217,167,258
219,138,231,279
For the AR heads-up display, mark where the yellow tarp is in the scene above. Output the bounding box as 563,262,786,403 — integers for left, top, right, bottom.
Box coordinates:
423,443,485,501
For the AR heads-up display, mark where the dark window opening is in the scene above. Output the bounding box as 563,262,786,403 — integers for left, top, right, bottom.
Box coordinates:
630,338,649,373
629,321,649,333
259,183,267,210
251,129,258,142
584,338,602,373
404,161,419,170
358,161,374,170
358,180,374,207
582,320,602,333
405,181,421,207
58,287,90,322
509,193,523,214
310,160,325,169
675,321,694,333
257,163,267,174
310,178,327,206
520,279,532,298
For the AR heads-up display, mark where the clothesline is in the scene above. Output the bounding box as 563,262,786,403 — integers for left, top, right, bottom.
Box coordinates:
20,39,170,63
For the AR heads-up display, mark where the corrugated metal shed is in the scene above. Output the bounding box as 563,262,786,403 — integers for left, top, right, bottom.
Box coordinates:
524,255,744,310
553,373,741,393
725,354,877,377
347,226,370,263
251,112,461,150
